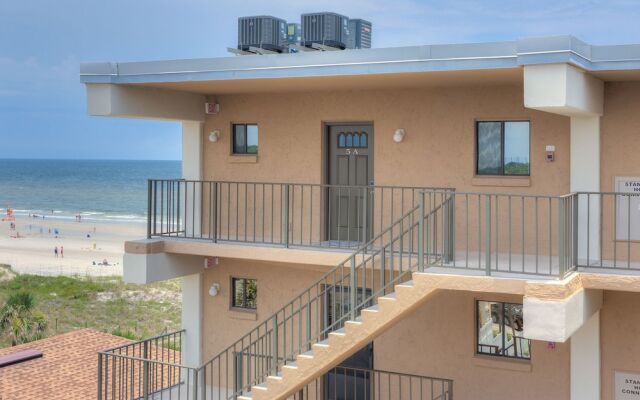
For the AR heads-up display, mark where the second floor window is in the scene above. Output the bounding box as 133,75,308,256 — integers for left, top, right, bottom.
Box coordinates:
477,300,530,360
232,277,257,310
476,121,530,176
233,124,258,154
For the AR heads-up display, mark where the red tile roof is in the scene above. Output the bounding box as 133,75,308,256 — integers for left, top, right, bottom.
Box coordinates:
0,329,131,400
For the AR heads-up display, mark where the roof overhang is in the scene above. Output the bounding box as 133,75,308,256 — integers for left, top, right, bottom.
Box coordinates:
80,35,640,95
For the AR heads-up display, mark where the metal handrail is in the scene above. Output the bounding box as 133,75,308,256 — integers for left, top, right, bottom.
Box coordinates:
418,189,640,276
194,190,453,399
419,189,577,278
147,179,453,250
100,329,185,354
295,366,453,400
102,189,452,400
98,330,187,400
110,187,640,399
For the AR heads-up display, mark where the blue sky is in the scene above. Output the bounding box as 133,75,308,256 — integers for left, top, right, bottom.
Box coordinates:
1,0,639,160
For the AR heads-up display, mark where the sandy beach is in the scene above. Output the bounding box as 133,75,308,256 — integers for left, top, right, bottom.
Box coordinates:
0,214,146,277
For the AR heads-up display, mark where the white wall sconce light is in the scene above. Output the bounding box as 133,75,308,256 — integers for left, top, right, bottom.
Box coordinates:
209,130,220,143
393,129,405,143
208,283,221,297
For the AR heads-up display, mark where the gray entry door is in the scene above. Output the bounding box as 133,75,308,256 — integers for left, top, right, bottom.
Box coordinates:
327,124,373,243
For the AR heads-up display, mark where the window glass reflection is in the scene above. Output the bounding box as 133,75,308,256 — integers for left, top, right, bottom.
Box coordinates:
353,133,360,147
504,122,530,175
477,122,502,175
246,125,258,154
233,125,247,154
477,300,530,359
360,133,367,148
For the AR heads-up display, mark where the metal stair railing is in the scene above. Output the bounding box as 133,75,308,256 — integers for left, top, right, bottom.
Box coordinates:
147,179,452,251
196,189,455,399
293,366,453,400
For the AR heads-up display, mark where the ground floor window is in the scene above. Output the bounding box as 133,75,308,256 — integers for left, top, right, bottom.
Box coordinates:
476,300,530,360
232,277,257,310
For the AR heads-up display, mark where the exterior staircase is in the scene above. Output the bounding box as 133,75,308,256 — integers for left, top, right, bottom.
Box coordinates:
240,274,439,400
192,190,453,400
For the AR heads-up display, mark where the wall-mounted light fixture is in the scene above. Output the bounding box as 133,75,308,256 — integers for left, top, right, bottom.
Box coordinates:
208,283,221,297
209,130,220,143
393,129,405,143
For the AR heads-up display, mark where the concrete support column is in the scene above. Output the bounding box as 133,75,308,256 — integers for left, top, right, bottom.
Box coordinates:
570,311,600,400
571,116,601,263
181,121,204,367
182,121,203,237
182,121,203,180
182,272,203,366
524,63,604,266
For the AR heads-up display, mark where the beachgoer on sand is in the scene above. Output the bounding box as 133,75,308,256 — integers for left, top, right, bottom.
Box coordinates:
54,246,58,258
60,246,64,258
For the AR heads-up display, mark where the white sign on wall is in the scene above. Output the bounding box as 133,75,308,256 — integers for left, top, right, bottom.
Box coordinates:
615,371,640,400
614,177,640,241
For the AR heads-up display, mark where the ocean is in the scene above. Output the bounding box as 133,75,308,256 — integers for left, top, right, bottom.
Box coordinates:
0,159,181,223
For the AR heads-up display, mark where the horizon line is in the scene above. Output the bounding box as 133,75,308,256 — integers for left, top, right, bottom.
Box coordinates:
0,157,181,162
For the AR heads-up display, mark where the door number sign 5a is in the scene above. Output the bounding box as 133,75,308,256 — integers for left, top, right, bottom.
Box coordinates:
345,149,359,155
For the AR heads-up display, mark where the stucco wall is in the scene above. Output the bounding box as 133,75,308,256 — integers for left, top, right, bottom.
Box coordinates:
199,85,572,266
201,259,324,361
203,85,570,193
200,259,571,399
601,81,640,192
600,82,640,264
374,290,570,400
601,290,640,400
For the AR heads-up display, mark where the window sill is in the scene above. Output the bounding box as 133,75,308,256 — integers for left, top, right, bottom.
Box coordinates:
228,155,258,164
471,176,531,187
472,355,532,372
229,308,258,321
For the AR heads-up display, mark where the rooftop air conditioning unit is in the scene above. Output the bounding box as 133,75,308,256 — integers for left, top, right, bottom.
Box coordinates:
301,12,349,50
346,19,372,49
238,16,288,53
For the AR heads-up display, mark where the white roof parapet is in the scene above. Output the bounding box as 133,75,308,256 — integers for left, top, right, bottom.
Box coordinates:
80,35,640,85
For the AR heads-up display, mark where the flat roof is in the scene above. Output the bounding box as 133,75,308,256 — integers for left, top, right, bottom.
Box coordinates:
80,35,640,87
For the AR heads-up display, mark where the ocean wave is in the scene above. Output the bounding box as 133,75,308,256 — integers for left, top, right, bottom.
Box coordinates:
4,207,146,224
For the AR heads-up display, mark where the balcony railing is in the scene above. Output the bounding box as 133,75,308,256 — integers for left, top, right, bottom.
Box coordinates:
421,190,640,276
107,188,639,400
98,330,188,400
146,180,640,274
98,330,453,400
147,180,451,250
294,366,453,400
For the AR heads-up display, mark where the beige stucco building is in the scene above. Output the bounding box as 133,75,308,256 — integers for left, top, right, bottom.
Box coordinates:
82,35,640,400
